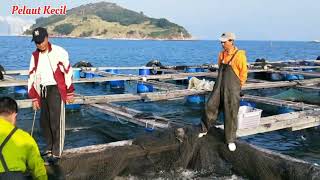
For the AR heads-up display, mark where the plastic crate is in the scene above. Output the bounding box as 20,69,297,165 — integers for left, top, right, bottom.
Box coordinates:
237,106,262,129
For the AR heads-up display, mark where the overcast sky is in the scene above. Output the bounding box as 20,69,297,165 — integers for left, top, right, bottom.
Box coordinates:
1,0,319,41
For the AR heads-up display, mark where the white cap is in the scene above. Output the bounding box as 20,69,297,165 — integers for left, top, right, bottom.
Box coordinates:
219,32,236,42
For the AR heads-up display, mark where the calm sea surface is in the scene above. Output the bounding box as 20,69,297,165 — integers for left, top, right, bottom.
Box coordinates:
1,36,320,70
0,36,319,176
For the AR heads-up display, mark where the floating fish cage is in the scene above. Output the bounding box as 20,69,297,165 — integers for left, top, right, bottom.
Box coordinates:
0,59,320,179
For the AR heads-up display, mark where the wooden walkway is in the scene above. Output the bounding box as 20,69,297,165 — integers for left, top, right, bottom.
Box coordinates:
88,103,169,129
242,95,320,110
15,77,320,109
1,62,320,138
235,109,320,136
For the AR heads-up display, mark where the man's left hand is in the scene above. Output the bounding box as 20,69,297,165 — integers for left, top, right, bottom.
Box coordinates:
66,97,75,104
66,92,75,104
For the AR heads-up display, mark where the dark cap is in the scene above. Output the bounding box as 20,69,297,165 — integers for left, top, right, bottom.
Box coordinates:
32,27,48,44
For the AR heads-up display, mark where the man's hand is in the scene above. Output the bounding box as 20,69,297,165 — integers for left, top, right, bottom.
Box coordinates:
32,101,40,110
67,97,74,104
66,92,75,104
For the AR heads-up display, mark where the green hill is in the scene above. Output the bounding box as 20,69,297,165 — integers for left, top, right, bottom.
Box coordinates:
24,2,192,40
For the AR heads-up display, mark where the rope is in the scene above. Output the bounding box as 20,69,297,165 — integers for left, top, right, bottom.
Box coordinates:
31,110,37,136
115,114,129,124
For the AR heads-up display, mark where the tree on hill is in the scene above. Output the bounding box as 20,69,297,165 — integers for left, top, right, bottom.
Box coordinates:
53,23,76,35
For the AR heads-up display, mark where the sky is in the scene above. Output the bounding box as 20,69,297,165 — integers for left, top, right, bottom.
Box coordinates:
1,0,320,41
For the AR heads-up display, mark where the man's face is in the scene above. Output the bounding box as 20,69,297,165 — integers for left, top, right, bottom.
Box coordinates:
35,37,49,52
221,39,234,50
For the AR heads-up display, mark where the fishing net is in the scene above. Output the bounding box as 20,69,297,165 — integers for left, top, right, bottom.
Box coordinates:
271,88,320,105
55,127,231,179
52,126,320,180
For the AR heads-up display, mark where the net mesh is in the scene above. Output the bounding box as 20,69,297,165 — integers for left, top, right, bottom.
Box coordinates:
53,127,320,180
271,88,320,105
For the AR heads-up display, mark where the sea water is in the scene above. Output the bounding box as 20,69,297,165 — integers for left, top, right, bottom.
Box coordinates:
0,36,319,178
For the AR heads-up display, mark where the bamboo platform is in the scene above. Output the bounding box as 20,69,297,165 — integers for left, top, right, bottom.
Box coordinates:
1,61,320,178
86,98,320,138
242,95,320,110
88,103,170,129
236,109,320,136
297,85,320,91
1,62,320,138
0,71,217,87
86,94,320,137
270,70,320,78
17,91,320,138
15,77,320,109
1,66,319,87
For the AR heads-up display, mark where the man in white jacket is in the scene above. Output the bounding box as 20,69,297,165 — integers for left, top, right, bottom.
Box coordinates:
27,27,74,164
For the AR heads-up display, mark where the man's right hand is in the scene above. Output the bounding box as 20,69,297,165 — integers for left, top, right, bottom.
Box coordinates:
32,101,40,110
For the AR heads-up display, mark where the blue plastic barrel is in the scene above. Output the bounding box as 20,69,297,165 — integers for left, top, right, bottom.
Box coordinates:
73,69,81,80
14,86,27,95
139,69,150,75
137,83,153,93
270,73,284,81
186,95,205,104
240,100,256,108
284,74,298,81
80,71,86,78
66,104,81,110
110,81,124,89
85,72,95,79
185,67,197,73
297,74,304,80
278,107,295,114
106,69,125,89
184,68,197,84
196,68,205,72
106,69,119,74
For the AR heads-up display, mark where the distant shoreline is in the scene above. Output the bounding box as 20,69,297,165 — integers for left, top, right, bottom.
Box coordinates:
13,34,196,41
1,35,318,42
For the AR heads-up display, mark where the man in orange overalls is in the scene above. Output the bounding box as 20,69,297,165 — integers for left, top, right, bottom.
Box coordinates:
199,32,248,152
